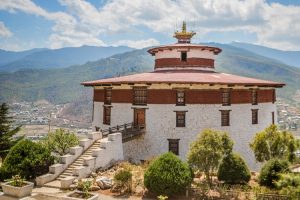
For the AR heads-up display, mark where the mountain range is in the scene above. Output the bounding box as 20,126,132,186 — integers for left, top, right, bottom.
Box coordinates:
0,43,299,106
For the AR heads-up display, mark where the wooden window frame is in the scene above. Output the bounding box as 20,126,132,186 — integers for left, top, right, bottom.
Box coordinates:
176,112,186,127
133,87,147,105
272,112,275,124
252,109,258,125
176,90,185,106
220,110,230,126
222,89,231,106
168,139,180,155
103,106,111,125
272,89,276,104
251,89,258,105
104,88,112,105
181,51,187,62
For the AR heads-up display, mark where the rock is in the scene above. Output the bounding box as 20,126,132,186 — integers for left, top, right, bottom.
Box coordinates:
73,179,79,184
91,185,101,191
96,177,112,189
134,185,144,196
69,184,77,190
91,172,97,178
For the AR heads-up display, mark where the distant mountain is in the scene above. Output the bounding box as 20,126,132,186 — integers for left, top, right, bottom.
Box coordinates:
0,48,46,66
0,44,299,105
231,42,300,68
0,46,133,72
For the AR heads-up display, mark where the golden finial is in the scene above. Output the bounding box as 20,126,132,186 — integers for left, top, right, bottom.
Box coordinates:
174,21,195,43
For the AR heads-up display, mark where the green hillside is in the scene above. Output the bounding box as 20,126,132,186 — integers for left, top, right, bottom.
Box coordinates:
0,44,299,104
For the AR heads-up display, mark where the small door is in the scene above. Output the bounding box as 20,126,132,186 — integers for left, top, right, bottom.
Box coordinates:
134,109,145,128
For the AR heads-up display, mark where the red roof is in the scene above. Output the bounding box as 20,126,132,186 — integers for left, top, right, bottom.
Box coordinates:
81,70,285,87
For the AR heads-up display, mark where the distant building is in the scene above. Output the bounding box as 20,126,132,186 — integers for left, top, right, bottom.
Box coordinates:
82,22,284,170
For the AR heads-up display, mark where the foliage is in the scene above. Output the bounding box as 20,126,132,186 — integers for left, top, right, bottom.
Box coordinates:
144,152,192,196
0,139,55,180
258,159,290,188
217,153,251,184
114,169,133,193
275,173,300,199
250,125,298,163
7,175,25,187
0,103,22,160
42,128,79,156
187,129,234,185
82,180,92,199
157,195,168,200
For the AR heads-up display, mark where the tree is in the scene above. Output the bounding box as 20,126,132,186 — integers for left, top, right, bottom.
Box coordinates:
144,152,192,196
187,129,233,186
250,125,298,163
1,139,55,180
0,103,21,160
42,128,79,156
258,159,289,188
217,153,251,184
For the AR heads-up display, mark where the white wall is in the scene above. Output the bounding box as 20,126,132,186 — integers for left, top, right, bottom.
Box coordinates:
155,49,215,60
93,101,276,171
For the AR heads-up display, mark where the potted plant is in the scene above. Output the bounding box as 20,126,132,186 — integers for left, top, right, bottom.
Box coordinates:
66,180,98,200
2,175,34,198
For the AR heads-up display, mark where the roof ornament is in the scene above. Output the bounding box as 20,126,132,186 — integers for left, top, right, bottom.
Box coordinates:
174,21,196,44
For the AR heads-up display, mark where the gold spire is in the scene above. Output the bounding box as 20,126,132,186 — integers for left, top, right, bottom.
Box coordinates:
174,21,196,43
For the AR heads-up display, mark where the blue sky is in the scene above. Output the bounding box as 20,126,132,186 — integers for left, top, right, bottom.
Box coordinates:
0,0,300,51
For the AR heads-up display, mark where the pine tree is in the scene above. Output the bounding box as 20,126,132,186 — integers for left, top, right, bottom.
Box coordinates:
0,103,21,160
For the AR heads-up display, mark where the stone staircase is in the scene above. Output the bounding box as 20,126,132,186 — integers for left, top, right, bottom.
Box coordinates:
56,140,102,181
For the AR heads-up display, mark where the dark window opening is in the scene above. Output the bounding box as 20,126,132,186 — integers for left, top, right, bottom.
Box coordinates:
168,139,179,155
252,109,258,124
103,106,111,125
176,112,186,127
133,87,147,105
220,110,230,126
176,90,185,106
252,90,258,105
181,52,187,62
272,112,275,124
222,89,231,106
104,88,112,105
272,89,276,103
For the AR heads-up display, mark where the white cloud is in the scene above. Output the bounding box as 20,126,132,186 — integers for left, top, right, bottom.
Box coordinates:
113,38,160,49
0,21,12,37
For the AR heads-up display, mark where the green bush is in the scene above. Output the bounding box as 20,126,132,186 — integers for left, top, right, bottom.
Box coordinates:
114,169,132,193
259,159,289,188
144,152,192,196
1,139,55,180
275,173,300,199
217,153,251,184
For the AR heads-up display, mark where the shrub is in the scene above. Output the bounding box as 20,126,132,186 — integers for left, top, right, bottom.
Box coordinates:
144,152,192,196
114,169,132,193
259,159,289,188
217,153,251,184
275,173,300,199
1,139,55,180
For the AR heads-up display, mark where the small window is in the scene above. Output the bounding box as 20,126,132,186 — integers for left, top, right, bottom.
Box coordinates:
252,109,258,124
176,91,185,106
252,90,258,105
272,112,275,124
181,52,187,62
176,112,186,127
133,87,147,105
220,110,230,126
103,106,111,125
222,89,231,106
168,139,179,155
104,88,112,105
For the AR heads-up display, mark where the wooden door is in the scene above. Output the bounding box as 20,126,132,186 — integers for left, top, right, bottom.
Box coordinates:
134,109,145,128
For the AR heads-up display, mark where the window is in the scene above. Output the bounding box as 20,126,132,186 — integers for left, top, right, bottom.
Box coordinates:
252,109,258,124
133,87,147,105
168,139,179,155
103,106,111,125
176,90,185,105
251,90,258,105
272,89,276,104
220,110,230,126
181,52,187,62
222,89,231,106
104,88,112,105
272,112,275,124
176,112,186,127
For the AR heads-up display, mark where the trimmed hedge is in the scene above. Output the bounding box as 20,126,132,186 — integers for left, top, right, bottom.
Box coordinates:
1,139,55,180
259,159,289,188
144,152,192,196
217,153,251,184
